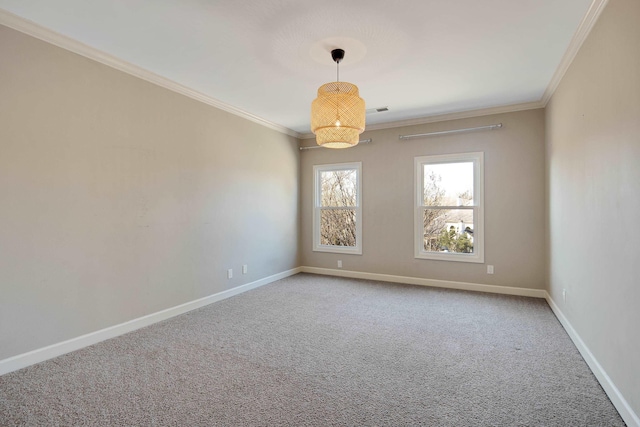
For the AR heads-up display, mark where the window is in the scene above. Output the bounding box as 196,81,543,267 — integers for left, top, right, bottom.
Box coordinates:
415,152,484,263
313,162,362,254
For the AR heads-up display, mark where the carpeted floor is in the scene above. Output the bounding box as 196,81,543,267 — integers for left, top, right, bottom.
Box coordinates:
0,274,625,426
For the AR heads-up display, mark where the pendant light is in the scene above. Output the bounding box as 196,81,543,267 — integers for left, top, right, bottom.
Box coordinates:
311,49,365,148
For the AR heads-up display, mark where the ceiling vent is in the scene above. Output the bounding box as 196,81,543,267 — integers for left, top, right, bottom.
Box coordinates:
366,107,389,114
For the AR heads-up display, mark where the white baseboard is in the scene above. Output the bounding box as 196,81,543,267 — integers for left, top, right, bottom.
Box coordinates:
0,267,301,376
300,266,547,298
545,293,639,427
4,266,636,426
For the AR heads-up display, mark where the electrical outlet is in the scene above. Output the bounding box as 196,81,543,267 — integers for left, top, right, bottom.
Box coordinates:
242,264,248,274
487,265,494,274
562,289,567,302
227,269,233,279
337,260,342,268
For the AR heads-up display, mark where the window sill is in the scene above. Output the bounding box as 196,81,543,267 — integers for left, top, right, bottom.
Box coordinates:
313,245,362,255
415,252,484,263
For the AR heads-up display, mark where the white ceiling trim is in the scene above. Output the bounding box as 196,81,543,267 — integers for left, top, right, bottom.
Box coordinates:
1,1,607,141
300,101,544,139
0,8,302,139
541,0,609,105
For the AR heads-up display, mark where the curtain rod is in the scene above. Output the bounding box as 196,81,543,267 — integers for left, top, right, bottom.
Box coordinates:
399,123,502,140
299,139,372,151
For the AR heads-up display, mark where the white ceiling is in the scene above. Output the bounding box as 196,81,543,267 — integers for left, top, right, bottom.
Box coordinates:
0,0,594,135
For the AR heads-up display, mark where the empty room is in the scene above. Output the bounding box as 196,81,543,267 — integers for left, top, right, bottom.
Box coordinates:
0,0,638,425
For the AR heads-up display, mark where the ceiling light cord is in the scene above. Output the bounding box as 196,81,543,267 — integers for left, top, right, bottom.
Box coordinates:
335,60,341,126
332,51,343,126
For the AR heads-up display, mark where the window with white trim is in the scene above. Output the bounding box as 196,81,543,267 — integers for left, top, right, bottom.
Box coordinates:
313,162,362,254
415,152,484,263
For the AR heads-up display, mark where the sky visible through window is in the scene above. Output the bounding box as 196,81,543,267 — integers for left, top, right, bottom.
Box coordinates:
424,162,473,204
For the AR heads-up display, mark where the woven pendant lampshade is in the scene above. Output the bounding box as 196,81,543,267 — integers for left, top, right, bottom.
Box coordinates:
311,49,365,149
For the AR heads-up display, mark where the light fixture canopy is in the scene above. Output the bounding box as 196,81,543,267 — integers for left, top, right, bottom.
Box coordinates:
311,49,365,149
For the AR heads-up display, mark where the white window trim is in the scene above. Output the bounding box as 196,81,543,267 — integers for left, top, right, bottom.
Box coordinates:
414,152,484,263
313,162,362,255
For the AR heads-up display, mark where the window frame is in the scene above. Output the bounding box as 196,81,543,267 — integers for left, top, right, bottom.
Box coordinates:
414,152,484,263
313,162,363,255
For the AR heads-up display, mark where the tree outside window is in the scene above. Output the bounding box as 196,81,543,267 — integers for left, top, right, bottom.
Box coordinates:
415,153,484,263
313,163,362,254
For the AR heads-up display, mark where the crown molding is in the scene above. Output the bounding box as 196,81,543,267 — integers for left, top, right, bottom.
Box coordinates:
541,0,609,105
300,100,544,139
0,9,301,139
2,0,607,142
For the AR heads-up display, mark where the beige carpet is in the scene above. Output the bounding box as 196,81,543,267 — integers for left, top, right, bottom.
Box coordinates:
0,273,624,426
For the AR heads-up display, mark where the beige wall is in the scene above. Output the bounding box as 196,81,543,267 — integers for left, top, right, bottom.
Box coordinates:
301,109,546,289
0,25,300,360
545,0,640,417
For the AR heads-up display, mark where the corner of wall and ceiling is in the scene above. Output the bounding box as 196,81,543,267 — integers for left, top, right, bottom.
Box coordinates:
0,8,302,140
540,0,609,106
0,1,608,139
299,101,546,140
